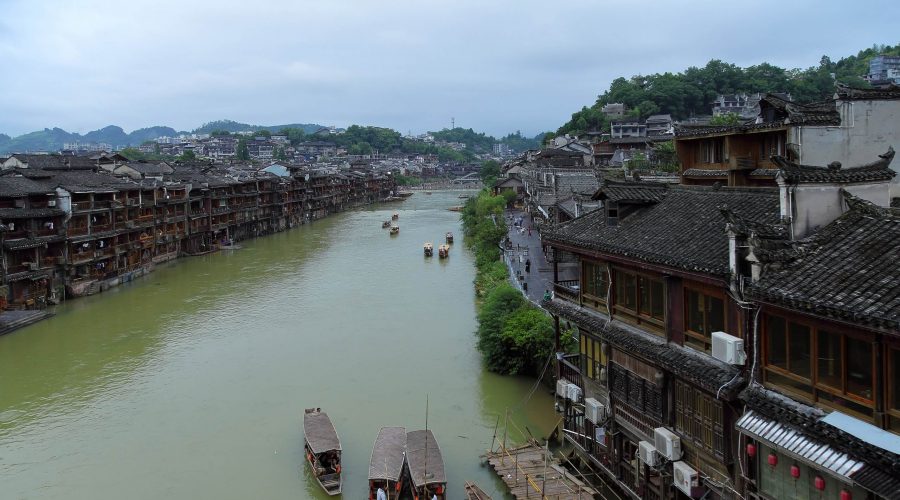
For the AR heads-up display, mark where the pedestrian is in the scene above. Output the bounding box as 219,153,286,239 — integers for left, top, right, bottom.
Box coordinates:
523,281,528,293
525,259,531,273
543,289,552,301
528,227,532,236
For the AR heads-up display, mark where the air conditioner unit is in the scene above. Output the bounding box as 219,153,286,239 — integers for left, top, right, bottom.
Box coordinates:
47,199,57,207
556,379,569,398
566,383,582,402
673,461,699,497
585,398,606,423
654,427,682,461
639,440,661,466
712,331,746,365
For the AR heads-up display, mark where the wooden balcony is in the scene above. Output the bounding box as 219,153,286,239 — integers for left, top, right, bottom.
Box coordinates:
553,280,580,303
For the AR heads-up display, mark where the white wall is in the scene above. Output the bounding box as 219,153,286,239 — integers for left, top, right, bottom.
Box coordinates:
787,182,892,239
792,99,900,196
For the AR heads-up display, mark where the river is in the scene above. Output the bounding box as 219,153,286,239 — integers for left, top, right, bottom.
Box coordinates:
0,191,557,500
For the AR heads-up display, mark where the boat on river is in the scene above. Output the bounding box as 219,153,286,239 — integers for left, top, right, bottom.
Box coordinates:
390,223,399,235
303,408,342,496
447,206,463,212
382,220,392,228
405,429,446,500
368,427,407,500
438,244,449,258
392,212,399,220
445,232,453,244
397,191,414,198
424,242,434,257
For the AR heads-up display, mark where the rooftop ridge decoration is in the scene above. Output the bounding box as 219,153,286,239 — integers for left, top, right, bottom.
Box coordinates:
835,82,900,101
747,189,900,331
772,147,896,184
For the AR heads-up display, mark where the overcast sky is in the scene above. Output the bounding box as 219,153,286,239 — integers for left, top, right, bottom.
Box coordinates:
0,0,897,138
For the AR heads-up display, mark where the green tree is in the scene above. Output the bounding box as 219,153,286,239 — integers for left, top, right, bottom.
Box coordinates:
179,150,197,162
236,139,250,161
709,112,742,126
653,141,679,172
480,160,500,184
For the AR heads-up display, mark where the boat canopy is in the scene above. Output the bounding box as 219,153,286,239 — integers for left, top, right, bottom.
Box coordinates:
368,426,407,481
304,410,341,454
406,429,446,487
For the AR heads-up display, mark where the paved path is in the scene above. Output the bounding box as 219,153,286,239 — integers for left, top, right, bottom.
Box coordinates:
503,209,553,305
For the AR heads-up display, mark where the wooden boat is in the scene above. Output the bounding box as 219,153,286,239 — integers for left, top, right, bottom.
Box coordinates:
382,220,392,228
303,408,342,496
438,244,449,258
447,206,463,212
397,191,414,198
392,212,399,220
425,191,432,195
424,242,434,257
445,232,453,244
390,223,399,235
464,481,492,500
368,427,407,500
405,429,446,500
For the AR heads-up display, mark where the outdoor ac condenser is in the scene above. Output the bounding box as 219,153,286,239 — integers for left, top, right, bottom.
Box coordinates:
654,427,682,461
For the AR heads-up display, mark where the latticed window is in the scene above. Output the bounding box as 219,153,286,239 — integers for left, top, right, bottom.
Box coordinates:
673,380,725,459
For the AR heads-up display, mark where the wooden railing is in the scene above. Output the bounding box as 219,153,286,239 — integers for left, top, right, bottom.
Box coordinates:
553,280,580,302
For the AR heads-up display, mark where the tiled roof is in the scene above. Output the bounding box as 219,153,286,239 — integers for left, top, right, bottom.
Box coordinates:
759,94,841,126
747,193,900,331
592,181,668,204
544,299,744,399
682,168,727,178
555,173,599,196
545,185,781,276
742,384,900,500
0,208,65,218
0,177,56,197
772,147,896,184
835,83,900,101
749,168,779,177
3,234,65,250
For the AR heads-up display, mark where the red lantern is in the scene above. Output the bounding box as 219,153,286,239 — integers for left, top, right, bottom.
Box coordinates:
767,453,778,467
790,465,800,479
814,476,826,491
746,443,756,457
840,490,852,500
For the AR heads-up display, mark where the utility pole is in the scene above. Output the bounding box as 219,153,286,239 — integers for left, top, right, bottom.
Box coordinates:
451,117,455,130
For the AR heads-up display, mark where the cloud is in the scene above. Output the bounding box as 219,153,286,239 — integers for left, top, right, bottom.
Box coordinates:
0,0,897,137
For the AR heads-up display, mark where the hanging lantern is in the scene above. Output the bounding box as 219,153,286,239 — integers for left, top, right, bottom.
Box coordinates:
814,476,826,491
767,453,778,467
790,465,800,479
746,443,756,457
840,490,852,500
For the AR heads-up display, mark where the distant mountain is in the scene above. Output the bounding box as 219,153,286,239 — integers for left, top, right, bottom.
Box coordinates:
192,119,323,135
0,120,325,154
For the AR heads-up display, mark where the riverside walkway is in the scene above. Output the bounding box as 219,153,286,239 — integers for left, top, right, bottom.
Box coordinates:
485,440,598,499
503,209,553,305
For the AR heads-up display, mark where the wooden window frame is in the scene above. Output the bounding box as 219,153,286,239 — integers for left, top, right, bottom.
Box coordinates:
763,312,877,420
612,268,665,334
673,379,725,460
683,285,726,353
886,343,900,430
581,260,609,310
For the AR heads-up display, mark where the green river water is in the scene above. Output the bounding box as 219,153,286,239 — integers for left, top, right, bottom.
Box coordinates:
0,191,557,500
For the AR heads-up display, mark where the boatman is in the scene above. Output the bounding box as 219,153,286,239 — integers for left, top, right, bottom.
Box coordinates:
376,487,387,500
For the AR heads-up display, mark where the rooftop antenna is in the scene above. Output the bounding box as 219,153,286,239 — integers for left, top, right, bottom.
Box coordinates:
451,117,455,130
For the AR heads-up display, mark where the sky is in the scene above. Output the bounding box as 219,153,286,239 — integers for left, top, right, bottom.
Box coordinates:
0,0,897,138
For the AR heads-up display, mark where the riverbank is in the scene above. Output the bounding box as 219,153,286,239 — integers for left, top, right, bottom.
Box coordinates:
0,191,558,500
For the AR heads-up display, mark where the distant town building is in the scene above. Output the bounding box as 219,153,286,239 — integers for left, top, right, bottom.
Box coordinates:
610,118,646,138
868,54,900,84
601,102,628,118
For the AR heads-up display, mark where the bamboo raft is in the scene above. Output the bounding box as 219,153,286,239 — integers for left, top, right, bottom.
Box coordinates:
484,440,597,499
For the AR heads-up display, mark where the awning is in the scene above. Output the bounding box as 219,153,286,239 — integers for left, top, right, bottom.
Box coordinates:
736,410,863,480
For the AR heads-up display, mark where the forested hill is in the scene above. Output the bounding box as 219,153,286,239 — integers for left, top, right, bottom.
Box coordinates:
557,43,900,136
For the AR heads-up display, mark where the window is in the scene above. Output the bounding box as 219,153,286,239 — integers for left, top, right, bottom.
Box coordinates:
764,314,875,419
889,347,900,434
684,289,725,352
674,380,724,459
580,333,606,382
702,139,725,163
614,270,665,331
581,261,609,308
606,202,618,227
